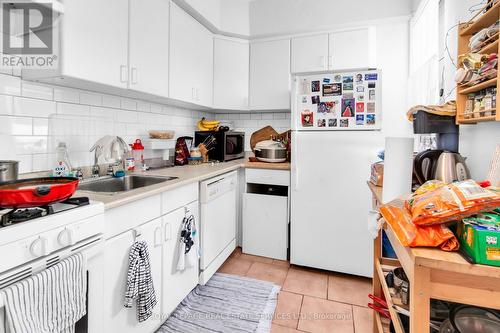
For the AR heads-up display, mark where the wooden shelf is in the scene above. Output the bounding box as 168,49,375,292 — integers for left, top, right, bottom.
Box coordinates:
477,36,499,54
460,1,500,36
458,78,497,94
375,258,406,333
458,115,497,124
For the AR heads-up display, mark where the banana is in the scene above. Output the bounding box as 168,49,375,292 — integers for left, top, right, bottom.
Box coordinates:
197,118,220,131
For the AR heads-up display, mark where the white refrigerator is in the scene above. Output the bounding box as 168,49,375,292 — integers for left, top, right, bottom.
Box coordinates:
290,69,383,277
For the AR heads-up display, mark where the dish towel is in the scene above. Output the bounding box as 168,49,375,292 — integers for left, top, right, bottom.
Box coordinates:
124,241,157,322
176,214,198,272
1,253,87,333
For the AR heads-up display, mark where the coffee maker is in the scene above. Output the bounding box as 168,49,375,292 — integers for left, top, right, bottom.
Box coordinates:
412,111,471,184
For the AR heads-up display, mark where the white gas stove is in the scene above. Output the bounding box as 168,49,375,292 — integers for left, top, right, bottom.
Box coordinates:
0,198,105,273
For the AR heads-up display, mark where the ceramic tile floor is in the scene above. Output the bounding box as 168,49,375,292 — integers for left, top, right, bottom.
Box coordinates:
217,247,373,333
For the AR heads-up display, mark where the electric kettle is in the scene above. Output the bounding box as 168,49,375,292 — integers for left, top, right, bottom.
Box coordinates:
414,150,471,184
434,151,471,184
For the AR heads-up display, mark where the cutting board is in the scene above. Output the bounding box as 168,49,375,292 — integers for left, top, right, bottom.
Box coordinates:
250,126,278,151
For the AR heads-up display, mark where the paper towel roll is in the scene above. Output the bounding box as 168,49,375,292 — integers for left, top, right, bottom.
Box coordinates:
382,137,414,203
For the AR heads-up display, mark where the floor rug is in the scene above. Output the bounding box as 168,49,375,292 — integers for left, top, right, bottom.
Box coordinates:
157,273,281,333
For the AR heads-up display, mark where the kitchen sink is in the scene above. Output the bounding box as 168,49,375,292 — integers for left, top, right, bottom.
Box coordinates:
78,175,178,194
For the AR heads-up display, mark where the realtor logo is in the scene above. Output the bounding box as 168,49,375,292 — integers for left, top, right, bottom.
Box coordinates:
0,0,59,68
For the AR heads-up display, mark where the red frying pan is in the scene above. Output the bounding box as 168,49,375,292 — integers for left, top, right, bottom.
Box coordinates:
0,177,79,208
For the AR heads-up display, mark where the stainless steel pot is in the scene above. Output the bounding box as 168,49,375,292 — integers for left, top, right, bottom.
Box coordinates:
0,161,19,183
254,148,287,162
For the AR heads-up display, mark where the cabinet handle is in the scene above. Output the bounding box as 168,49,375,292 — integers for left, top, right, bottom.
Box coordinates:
164,222,171,241
120,65,128,83
154,226,162,247
131,67,138,85
293,136,299,191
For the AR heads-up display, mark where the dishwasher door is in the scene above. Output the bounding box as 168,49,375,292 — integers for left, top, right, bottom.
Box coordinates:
199,171,237,274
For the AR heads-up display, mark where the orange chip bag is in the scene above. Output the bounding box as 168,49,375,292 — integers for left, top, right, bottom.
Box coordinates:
380,198,460,251
406,180,500,226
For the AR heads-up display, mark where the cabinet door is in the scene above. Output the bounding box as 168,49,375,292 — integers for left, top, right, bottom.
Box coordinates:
102,218,163,333
61,0,128,88
169,3,213,106
242,193,288,260
291,34,329,73
329,27,376,70
213,38,249,110
162,201,199,318
129,0,169,97
249,39,291,110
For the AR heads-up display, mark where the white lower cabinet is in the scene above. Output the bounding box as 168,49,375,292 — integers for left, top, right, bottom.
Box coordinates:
103,218,163,333
161,201,200,317
102,184,200,333
242,169,290,260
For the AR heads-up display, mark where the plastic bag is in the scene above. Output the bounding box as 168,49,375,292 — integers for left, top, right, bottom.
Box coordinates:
406,180,500,226
380,198,460,251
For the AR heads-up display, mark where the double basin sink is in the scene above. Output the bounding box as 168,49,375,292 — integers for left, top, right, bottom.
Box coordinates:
78,175,178,194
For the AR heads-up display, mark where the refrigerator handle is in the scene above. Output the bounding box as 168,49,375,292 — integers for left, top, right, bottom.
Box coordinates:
292,135,299,191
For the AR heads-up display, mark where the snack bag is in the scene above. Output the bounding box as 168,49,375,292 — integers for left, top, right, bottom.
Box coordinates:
380,198,460,251
406,180,500,226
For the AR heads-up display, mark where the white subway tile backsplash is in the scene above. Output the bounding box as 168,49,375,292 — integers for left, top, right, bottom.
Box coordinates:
150,103,162,113
0,74,21,95
121,98,137,111
16,154,33,173
33,118,49,135
13,97,56,117
116,110,138,123
14,136,48,154
102,95,121,108
250,113,262,120
57,102,90,116
22,83,53,100
136,101,150,112
273,112,287,119
239,113,250,120
261,113,273,120
54,87,80,103
0,94,14,115
80,92,102,106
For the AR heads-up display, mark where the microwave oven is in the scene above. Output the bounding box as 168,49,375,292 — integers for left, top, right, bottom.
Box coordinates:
194,131,245,162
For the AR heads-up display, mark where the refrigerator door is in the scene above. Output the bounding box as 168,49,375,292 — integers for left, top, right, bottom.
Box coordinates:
291,70,381,131
290,130,384,277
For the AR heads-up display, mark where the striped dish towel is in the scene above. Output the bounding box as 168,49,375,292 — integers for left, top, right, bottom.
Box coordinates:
124,241,157,322
1,253,87,333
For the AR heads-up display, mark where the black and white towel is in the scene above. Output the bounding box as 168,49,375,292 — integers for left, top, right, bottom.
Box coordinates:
124,241,157,322
1,253,87,333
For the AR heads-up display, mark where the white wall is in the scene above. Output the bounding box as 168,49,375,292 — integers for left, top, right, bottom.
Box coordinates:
440,0,500,179
0,71,212,173
249,0,412,37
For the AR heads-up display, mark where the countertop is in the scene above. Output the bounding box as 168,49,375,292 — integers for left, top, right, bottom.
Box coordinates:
77,157,290,210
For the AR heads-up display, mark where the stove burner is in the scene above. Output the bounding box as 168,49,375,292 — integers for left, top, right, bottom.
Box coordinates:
0,197,90,227
10,208,47,223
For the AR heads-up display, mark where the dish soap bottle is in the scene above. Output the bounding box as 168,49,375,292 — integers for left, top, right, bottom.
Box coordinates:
52,142,73,177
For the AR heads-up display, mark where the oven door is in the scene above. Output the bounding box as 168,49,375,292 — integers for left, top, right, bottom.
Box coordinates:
224,132,245,161
0,236,105,333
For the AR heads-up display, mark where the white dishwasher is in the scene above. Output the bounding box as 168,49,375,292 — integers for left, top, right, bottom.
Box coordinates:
199,171,238,284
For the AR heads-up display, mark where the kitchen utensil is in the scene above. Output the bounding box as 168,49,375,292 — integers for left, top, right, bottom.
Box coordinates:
250,126,279,151
0,160,19,183
450,305,500,333
0,177,79,208
414,149,443,184
393,267,410,305
439,319,456,333
254,140,287,163
367,294,390,319
434,151,471,184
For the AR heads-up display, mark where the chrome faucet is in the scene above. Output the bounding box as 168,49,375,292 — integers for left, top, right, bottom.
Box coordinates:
89,136,130,179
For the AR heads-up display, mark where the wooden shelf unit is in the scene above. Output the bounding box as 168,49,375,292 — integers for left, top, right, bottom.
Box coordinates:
369,182,500,333
456,1,500,124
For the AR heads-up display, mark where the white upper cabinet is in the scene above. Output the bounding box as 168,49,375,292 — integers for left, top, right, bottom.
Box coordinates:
291,34,329,73
213,37,249,110
170,3,214,107
129,0,170,97
249,38,291,110
329,27,376,70
290,27,376,73
58,0,129,88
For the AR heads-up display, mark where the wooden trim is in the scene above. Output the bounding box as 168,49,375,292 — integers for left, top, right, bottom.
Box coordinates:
458,78,497,94
460,1,500,36
375,259,405,333
409,266,431,333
